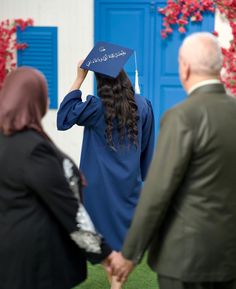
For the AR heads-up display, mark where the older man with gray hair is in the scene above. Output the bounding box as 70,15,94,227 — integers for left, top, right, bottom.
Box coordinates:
109,32,236,289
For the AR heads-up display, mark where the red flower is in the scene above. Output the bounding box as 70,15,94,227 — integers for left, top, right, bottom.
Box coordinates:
178,26,186,33
157,0,216,38
0,18,33,90
177,18,188,25
161,30,167,39
212,31,219,37
166,26,173,34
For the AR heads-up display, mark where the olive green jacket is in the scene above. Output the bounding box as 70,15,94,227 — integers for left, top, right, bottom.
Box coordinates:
122,84,236,282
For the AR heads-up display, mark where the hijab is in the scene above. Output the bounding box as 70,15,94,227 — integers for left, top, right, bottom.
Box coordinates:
0,67,49,139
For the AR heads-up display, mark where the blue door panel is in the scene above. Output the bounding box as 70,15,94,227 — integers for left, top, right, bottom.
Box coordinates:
95,1,153,102
159,86,186,114
154,3,214,134
95,0,215,136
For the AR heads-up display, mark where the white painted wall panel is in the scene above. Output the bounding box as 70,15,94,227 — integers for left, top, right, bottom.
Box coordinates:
215,9,232,49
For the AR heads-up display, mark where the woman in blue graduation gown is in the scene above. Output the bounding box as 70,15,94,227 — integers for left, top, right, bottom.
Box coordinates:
57,63,155,287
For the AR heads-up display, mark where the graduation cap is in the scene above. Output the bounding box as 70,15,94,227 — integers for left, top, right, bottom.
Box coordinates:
80,41,141,94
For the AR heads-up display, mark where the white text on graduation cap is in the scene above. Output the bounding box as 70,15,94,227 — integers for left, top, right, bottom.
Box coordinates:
86,50,127,67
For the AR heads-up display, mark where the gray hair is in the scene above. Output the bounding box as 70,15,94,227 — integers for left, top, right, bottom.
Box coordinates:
179,32,223,76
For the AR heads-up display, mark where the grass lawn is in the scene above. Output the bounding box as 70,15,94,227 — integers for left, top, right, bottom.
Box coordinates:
74,255,159,289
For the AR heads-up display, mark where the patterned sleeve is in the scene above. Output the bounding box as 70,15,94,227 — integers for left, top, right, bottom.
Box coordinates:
23,142,111,264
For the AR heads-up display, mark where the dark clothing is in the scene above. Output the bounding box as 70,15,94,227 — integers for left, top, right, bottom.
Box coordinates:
122,84,236,281
158,276,236,289
57,89,155,250
0,130,111,289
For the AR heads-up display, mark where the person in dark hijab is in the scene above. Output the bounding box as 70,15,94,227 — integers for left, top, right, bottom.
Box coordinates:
0,66,48,137
0,67,113,289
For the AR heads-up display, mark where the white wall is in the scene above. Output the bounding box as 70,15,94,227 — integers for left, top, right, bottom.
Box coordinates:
0,0,94,165
0,2,232,165
215,9,232,49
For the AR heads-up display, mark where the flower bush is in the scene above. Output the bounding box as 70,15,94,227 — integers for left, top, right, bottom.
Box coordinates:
218,1,236,96
0,18,33,89
158,0,215,38
158,0,236,96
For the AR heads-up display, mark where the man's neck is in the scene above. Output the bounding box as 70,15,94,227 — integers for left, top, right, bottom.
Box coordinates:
186,76,221,95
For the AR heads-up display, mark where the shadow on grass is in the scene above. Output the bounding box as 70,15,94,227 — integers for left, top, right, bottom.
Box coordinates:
74,255,159,289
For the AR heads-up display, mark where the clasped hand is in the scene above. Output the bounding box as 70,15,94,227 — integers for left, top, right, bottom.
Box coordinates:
103,251,134,283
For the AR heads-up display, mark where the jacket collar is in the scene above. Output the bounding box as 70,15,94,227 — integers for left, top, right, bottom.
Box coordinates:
189,83,226,98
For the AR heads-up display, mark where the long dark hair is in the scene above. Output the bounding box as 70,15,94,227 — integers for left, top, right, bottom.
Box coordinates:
96,70,139,148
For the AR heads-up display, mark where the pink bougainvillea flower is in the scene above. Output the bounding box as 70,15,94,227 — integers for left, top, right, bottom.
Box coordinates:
158,0,216,36
0,18,33,89
161,30,168,39
177,18,188,25
178,26,186,33
212,31,219,37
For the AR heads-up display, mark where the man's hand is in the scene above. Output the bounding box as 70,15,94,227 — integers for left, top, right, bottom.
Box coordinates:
108,252,134,283
102,251,118,276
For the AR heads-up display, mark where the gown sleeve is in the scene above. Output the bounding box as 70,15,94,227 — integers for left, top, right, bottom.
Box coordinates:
23,142,111,264
140,99,155,181
57,89,102,130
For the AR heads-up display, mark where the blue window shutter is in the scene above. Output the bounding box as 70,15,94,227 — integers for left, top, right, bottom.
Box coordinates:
17,26,58,109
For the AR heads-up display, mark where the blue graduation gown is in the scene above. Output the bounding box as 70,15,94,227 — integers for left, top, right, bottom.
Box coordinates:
57,89,155,250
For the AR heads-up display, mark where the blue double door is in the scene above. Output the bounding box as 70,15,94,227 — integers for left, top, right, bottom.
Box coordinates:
95,0,214,135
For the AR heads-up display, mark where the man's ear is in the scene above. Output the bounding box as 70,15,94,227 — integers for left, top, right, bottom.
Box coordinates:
182,61,191,82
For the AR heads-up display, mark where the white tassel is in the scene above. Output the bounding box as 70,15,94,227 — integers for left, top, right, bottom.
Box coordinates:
135,69,141,94
134,51,141,94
